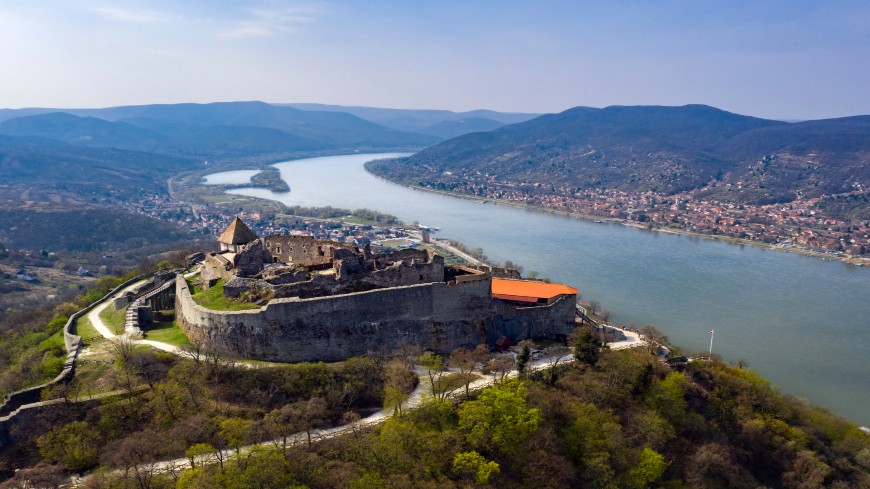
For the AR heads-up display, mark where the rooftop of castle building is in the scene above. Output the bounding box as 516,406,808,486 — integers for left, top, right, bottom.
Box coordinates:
491,279,578,303
218,217,259,245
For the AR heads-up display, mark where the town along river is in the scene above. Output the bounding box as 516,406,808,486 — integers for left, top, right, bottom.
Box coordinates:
205,153,870,426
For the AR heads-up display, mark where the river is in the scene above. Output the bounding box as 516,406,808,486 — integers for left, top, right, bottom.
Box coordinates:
206,153,870,426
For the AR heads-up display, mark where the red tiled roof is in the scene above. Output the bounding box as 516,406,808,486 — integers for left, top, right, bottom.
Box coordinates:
491,279,578,301
493,293,540,303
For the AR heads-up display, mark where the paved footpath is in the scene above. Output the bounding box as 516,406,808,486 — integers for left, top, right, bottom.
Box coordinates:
85,279,149,339
87,273,202,355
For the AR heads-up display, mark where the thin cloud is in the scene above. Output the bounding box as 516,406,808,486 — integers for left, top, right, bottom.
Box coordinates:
92,7,173,24
218,6,318,39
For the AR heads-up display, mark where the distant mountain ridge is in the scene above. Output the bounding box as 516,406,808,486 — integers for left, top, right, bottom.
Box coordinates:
0,102,542,199
0,101,540,148
0,101,440,153
282,102,540,137
371,104,870,215
0,112,173,153
0,101,448,201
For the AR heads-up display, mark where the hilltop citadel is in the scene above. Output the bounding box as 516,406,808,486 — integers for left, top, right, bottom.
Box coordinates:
177,218,580,362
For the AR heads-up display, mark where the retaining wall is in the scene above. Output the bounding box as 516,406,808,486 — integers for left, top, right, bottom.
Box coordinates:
0,274,147,419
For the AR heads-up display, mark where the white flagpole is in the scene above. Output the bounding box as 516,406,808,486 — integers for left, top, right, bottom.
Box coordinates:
709,329,715,354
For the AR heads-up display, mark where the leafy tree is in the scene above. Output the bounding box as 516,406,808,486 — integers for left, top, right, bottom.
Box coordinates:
185,443,215,470
376,417,429,476
262,404,299,454
623,408,676,451
572,328,602,366
216,446,304,489
561,402,622,487
515,341,533,378
452,450,500,484
645,371,689,427
458,380,541,455
420,351,449,399
36,421,101,472
620,447,667,489
219,417,252,457
350,472,389,489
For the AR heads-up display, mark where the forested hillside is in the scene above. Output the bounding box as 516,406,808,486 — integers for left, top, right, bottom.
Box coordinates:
0,205,189,252
2,338,867,488
371,105,870,215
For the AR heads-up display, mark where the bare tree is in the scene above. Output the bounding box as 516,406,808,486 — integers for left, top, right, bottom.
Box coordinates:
106,334,137,365
640,324,669,355
449,344,490,397
128,350,169,388
101,429,164,489
541,346,572,384
587,300,601,315
1,463,67,489
178,335,209,364
731,358,750,369
298,397,328,448
383,358,415,415
482,354,515,384
393,343,423,372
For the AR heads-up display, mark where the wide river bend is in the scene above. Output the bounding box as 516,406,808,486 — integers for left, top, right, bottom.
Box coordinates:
205,153,870,425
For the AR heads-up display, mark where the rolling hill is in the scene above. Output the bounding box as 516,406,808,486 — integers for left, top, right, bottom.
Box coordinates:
0,112,173,153
421,117,508,139
0,101,440,154
370,105,870,212
284,102,539,137
0,134,195,201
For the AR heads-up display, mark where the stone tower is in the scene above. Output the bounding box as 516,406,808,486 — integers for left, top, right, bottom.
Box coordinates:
217,217,258,252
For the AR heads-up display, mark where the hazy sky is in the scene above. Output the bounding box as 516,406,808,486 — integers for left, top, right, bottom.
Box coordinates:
2,1,869,119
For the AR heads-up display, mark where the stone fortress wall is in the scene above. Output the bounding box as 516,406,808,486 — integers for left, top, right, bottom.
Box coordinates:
176,271,575,362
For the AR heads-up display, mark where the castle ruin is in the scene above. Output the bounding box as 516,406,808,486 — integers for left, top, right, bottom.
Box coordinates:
177,218,579,362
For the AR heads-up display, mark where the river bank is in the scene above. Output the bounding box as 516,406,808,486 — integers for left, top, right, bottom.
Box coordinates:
373,179,869,267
